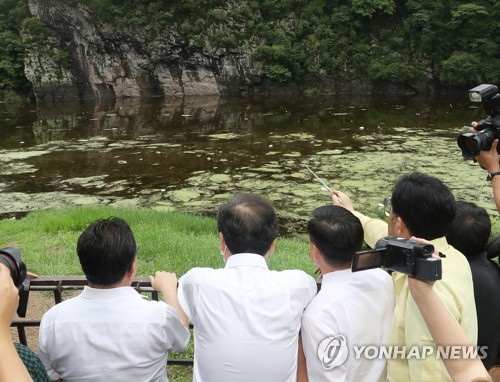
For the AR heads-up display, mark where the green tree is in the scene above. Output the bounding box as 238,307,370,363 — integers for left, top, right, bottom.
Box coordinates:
0,0,30,92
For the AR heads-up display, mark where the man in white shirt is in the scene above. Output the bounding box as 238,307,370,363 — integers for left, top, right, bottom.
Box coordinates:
38,217,190,382
178,193,317,382
332,172,477,381
299,205,395,382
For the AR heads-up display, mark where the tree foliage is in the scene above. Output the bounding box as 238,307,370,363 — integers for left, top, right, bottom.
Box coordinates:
1,0,499,93
0,0,30,92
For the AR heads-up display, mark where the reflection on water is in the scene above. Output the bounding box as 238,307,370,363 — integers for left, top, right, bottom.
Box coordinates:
0,95,496,234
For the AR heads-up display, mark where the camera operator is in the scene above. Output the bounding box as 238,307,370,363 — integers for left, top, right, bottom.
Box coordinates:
0,263,33,382
469,121,500,213
332,172,477,381
0,248,50,382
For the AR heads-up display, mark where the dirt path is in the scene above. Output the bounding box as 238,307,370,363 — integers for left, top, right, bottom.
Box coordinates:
11,290,76,351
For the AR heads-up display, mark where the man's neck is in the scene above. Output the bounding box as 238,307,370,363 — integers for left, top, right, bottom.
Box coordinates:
88,279,131,289
320,264,350,276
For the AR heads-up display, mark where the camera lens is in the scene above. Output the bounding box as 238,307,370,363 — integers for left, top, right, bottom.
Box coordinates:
420,244,434,257
457,128,496,158
463,135,480,152
0,248,26,289
457,133,480,158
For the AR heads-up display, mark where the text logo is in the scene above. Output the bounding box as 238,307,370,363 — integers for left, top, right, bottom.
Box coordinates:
317,335,349,370
352,345,488,360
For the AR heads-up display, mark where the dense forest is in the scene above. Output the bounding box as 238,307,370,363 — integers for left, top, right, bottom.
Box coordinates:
1,0,499,97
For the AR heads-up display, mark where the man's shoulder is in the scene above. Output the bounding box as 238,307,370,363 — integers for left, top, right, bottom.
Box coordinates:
179,267,317,299
42,293,82,317
310,269,392,305
367,268,393,284
441,245,474,282
271,268,316,286
179,266,222,284
41,289,168,322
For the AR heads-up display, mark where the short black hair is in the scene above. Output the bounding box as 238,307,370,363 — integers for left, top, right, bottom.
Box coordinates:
307,205,364,267
446,201,491,258
216,193,278,256
391,172,456,240
77,217,137,286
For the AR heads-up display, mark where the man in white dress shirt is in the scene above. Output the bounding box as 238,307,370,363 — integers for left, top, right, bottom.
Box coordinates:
38,217,190,382
299,205,395,382
178,193,317,382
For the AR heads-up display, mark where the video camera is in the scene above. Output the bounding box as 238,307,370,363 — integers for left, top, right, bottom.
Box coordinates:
351,236,442,281
0,248,30,317
457,84,500,159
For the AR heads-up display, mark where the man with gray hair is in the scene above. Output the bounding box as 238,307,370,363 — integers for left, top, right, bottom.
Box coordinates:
178,193,317,382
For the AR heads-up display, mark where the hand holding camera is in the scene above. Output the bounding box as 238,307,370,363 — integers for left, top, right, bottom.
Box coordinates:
457,84,500,159
0,248,29,318
0,264,19,329
351,236,442,281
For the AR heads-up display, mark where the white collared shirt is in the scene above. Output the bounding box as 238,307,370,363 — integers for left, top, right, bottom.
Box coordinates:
178,253,317,382
38,286,190,382
301,268,395,382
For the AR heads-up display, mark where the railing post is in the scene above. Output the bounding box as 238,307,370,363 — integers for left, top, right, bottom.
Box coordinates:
17,327,27,346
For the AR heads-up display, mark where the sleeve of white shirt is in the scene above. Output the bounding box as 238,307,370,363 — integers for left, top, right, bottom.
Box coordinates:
306,275,318,303
37,315,62,381
301,314,347,381
177,274,192,320
163,303,190,352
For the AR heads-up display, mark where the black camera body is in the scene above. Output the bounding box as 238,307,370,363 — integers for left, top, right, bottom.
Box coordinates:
351,236,442,281
0,247,30,317
457,84,500,159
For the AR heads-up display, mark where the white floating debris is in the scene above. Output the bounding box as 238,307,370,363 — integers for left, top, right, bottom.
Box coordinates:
117,160,127,165
359,126,365,130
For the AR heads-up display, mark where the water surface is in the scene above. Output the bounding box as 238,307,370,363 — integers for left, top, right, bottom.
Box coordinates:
0,94,495,234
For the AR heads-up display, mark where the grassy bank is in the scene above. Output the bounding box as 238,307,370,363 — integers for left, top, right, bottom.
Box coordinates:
1,205,499,277
0,207,315,277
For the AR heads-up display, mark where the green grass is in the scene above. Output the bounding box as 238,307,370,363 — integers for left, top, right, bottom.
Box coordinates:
0,207,314,277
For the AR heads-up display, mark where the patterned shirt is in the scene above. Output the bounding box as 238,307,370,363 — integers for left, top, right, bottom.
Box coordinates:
14,342,50,382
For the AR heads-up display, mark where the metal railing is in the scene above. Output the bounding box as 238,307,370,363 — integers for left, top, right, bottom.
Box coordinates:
12,276,193,366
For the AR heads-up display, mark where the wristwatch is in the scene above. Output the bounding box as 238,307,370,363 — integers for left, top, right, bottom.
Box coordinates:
487,172,500,181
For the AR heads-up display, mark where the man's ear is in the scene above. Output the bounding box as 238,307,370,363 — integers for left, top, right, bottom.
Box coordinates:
128,258,137,278
310,243,321,264
263,239,277,260
395,216,410,237
219,232,225,250
268,239,276,255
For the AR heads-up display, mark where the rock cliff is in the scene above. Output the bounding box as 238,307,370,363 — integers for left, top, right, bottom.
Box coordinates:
25,0,266,103
24,0,429,103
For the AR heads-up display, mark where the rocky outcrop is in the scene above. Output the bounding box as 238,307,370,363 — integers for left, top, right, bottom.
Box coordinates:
24,1,430,103
25,0,265,103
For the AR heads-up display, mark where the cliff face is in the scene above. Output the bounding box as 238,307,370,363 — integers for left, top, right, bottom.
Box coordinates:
24,1,430,103
25,0,264,103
